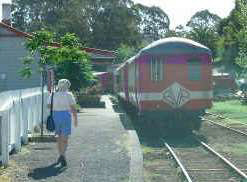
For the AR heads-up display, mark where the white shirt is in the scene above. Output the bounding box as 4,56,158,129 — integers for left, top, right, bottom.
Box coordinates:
48,91,76,111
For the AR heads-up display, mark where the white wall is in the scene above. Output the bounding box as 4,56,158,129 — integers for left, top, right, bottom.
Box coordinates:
0,87,49,166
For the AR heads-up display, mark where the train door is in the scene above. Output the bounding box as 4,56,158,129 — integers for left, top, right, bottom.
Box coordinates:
124,65,129,101
134,63,139,106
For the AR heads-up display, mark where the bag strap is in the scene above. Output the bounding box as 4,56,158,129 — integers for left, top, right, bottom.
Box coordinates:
50,92,54,116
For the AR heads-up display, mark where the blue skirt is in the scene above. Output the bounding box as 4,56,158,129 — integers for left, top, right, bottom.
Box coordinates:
53,111,72,136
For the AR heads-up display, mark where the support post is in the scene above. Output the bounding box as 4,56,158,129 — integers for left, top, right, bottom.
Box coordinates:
41,70,44,136
1,113,9,167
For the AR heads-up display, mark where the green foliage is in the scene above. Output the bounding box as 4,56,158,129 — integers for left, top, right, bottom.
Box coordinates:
115,40,150,64
115,44,136,64
234,0,247,70
11,0,170,50
60,33,82,48
216,0,247,69
21,30,94,91
19,56,34,78
12,0,142,50
12,0,71,32
88,0,141,49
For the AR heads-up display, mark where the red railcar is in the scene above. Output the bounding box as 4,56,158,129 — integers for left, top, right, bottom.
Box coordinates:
114,37,213,130
94,72,113,93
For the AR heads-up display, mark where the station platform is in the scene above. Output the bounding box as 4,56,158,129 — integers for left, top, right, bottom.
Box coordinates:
8,95,143,182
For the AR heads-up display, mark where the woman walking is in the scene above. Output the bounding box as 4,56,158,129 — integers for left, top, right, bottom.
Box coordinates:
48,79,78,167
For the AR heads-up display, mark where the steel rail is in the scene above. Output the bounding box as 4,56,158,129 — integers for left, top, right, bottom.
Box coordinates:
163,141,193,182
198,140,247,179
201,117,247,137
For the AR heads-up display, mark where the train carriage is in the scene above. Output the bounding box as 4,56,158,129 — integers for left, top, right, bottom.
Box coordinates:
114,37,213,130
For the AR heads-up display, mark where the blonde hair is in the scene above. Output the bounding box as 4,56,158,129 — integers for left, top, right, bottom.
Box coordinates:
57,79,71,92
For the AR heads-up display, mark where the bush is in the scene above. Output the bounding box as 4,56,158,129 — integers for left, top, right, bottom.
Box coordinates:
76,94,103,107
75,84,105,108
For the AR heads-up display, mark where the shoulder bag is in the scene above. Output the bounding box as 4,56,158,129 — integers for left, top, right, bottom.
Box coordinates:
46,92,55,132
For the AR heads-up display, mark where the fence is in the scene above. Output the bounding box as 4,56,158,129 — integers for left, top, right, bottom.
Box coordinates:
0,87,49,166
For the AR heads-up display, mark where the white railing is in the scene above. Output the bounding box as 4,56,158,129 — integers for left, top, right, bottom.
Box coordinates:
0,87,49,166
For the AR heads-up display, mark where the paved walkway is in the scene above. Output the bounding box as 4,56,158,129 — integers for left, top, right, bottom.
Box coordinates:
8,95,143,182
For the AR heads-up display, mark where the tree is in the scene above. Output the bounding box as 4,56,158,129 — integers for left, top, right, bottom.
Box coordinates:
21,30,94,91
115,44,136,64
12,0,144,50
187,10,221,30
217,0,247,69
87,0,141,50
12,0,92,44
12,0,68,32
186,10,221,57
12,0,173,51
166,25,189,38
132,4,170,41
234,0,247,75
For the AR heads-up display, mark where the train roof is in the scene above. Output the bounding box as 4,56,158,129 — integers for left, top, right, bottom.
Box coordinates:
115,55,136,72
115,62,127,72
126,56,137,63
139,37,212,56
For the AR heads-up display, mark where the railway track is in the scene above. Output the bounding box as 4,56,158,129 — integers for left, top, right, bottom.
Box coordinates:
163,137,247,182
131,108,247,181
193,113,247,182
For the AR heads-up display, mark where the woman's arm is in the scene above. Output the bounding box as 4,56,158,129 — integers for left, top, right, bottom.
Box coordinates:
70,104,78,127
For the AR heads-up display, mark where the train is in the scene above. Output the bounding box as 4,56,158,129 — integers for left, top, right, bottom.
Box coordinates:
114,37,213,131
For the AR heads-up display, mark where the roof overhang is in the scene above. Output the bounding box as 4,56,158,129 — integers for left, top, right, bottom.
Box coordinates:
0,22,116,62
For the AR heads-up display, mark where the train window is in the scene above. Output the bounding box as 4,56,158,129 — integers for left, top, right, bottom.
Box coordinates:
128,64,135,87
150,57,163,81
188,59,201,81
135,64,139,81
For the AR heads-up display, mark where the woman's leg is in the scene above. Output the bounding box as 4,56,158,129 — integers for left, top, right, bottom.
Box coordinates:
58,135,68,166
57,135,63,156
56,135,68,166
57,111,71,166
61,135,68,156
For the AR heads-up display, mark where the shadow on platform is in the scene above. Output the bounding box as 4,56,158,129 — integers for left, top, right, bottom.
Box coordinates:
28,163,66,180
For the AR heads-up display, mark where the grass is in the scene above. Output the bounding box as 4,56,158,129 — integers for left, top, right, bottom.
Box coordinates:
208,99,247,124
214,143,247,156
231,143,247,156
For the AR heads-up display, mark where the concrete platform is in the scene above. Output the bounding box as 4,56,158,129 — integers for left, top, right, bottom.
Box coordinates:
8,95,143,182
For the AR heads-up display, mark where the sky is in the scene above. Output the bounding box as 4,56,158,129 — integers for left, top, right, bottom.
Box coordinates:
132,0,235,29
